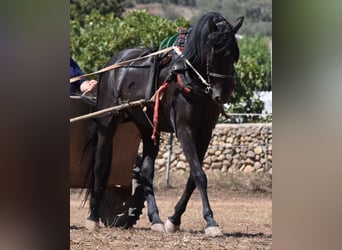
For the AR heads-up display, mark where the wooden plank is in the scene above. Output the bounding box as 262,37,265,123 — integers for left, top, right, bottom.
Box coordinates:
69,98,141,188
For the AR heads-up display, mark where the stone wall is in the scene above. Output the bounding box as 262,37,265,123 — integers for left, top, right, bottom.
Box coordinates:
154,123,272,175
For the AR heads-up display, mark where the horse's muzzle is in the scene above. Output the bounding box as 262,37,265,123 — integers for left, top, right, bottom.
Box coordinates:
213,95,229,105
212,85,232,104
213,96,220,104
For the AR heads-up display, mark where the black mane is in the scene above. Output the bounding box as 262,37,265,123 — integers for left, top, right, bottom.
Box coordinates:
183,12,240,71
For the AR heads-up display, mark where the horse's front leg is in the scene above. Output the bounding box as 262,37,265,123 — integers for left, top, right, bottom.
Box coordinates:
165,173,196,233
166,128,223,237
140,131,164,232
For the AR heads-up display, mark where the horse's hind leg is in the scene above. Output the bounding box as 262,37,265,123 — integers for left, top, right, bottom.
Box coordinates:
139,130,164,232
87,117,121,229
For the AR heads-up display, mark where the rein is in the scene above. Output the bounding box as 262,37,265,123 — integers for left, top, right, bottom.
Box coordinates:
70,46,173,83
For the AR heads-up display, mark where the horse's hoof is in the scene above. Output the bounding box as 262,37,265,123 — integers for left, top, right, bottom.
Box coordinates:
85,219,99,231
151,223,165,232
164,218,180,233
205,226,223,237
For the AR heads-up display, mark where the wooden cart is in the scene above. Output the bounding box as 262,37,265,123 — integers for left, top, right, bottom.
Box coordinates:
70,96,145,227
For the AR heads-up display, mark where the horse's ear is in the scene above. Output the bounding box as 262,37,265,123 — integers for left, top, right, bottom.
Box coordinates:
233,16,244,34
207,17,216,33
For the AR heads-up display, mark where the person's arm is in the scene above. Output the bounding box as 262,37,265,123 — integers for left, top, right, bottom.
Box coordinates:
70,58,98,94
70,58,86,94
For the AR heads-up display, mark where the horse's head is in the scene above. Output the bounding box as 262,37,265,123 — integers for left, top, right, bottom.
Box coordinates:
206,15,244,104
184,12,244,104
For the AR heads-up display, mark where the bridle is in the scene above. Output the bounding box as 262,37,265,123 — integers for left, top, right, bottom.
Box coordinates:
206,46,235,94
172,19,236,97
205,19,236,93
173,38,235,95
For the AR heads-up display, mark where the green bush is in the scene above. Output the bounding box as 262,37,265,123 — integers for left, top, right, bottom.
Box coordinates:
238,35,271,91
220,35,272,123
70,0,124,22
70,10,189,74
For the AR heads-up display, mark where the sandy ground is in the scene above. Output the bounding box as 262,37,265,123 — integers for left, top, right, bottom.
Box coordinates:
70,186,272,249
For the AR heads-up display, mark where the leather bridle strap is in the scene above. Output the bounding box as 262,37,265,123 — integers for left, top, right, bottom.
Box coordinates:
207,46,233,82
209,72,233,79
173,46,212,93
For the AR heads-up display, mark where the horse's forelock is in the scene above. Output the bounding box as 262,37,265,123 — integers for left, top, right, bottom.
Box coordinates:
207,16,240,61
184,12,239,67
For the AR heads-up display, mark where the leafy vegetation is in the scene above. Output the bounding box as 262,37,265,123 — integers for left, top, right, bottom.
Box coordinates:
130,0,272,36
238,35,271,92
194,0,272,36
71,0,271,36
70,0,124,21
134,0,196,5
70,10,189,73
221,35,271,123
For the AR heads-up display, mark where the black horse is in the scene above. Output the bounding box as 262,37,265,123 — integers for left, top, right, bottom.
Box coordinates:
86,12,244,236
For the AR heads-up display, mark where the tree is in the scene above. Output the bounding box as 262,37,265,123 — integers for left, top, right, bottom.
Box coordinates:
70,10,189,73
70,0,125,22
221,35,272,123
194,0,272,36
134,0,196,5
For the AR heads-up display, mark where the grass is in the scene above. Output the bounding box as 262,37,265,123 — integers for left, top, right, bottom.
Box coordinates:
153,170,272,195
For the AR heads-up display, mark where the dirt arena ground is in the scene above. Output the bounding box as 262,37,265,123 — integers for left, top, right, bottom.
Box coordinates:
70,172,272,249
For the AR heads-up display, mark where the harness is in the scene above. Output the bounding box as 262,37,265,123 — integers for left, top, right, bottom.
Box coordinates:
172,27,234,100
151,24,235,143
156,28,212,100
173,28,212,100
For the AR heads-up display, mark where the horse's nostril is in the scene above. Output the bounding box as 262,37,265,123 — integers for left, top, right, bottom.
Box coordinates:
214,96,221,103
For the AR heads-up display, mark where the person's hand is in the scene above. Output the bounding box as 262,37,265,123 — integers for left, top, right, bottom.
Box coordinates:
80,79,97,93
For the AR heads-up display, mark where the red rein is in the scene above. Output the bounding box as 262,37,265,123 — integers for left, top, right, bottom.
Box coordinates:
151,81,169,145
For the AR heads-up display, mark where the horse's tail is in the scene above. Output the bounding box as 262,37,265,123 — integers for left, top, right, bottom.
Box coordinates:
80,119,98,206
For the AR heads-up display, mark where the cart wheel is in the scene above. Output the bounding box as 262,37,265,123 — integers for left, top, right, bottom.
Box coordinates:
98,155,145,228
